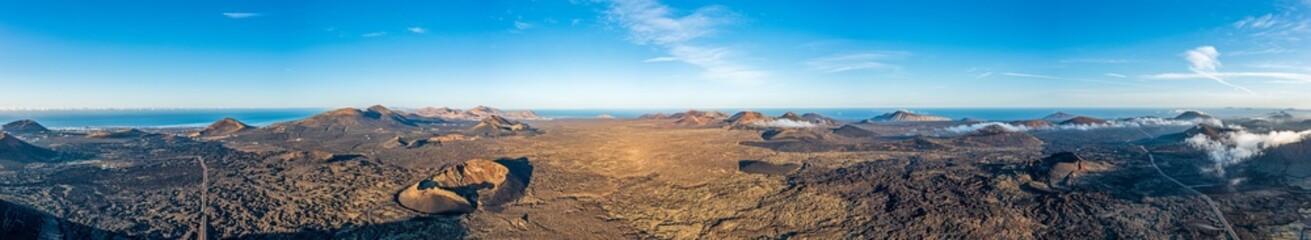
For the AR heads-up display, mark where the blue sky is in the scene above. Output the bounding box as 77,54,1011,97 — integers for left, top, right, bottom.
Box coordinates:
1,0,1310,109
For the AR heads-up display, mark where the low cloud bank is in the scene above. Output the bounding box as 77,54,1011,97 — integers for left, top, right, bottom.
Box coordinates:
752,119,817,128
1186,129,1311,174
943,121,1033,133
942,117,1220,133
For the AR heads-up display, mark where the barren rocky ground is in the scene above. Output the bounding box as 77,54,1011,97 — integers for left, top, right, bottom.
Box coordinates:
1,117,1308,239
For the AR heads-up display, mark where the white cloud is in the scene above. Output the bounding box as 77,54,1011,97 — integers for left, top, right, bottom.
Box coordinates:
605,0,766,85
1186,46,1221,73
1187,129,1311,175
362,31,387,37
1147,46,1311,91
752,119,817,128
804,52,908,73
1105,73,1128,78
1145,46,1254,94
407,27,427,34
514,21,534,30
221,12,261,19
975,72,993,79
942,117,1221,134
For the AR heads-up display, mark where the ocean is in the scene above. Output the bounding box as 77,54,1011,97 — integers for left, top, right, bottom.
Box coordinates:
0,108,1300,128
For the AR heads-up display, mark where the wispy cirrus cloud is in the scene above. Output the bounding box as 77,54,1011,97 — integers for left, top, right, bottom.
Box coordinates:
221,12,262,19
1234,14,1280,29
642,57,679,63
1001,72,1061,79
361,31,388,38
604,0,766,85
1231,10,1311,45
1105,73,1128,78
407,27,427,34
805,51,909,73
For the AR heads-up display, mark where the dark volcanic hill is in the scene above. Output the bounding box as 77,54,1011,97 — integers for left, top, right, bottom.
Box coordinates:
1244,138,1311,188
726,111,771,126
670,115,711,127
1009,120,1054,129
1149,123,1237,143
864,110,951,122
278,105,418,130
466,115,540,137
778,112,807,122
1,119,50,134
761,128,831,141
832,124,877,138
955,125,1044,148
87,129,155,139
801,113,840,125
0,132,56,163
1060,116,1108,125
1042,112,1078,122
190,118,254,138
1172,111,1214,120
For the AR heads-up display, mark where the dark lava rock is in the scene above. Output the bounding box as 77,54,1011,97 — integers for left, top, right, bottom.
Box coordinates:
738,160,800,175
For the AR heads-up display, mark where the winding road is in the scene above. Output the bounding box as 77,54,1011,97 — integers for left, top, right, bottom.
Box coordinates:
1132,128,1238,239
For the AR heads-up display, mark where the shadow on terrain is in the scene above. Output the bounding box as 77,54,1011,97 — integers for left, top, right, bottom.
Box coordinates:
0,199,123,240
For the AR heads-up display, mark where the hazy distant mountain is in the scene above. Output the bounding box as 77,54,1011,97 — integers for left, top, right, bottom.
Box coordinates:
412,106,545,121
1172,111,1214,121
865,110,951,122
1059,116,1109,125
1041,112,1078,122
1009,120,1054,129
669,110,728,119
2,119,50,134
1268,111,1295,121
638,113,669,120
